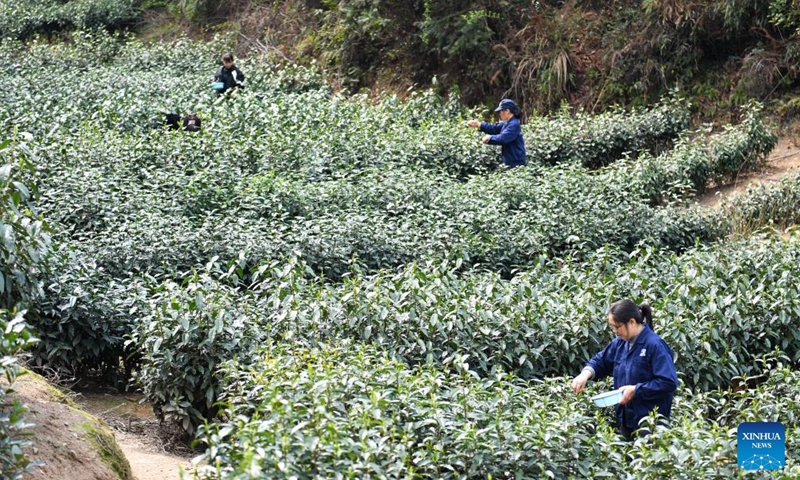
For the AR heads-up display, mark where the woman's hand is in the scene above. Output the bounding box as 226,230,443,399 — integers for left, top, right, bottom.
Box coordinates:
466,120,480,128
481,135,491,144
571,370,592,394
618,385,637,405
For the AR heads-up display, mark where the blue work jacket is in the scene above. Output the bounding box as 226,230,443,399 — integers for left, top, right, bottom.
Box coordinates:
479,117,527,167
586,325,678,431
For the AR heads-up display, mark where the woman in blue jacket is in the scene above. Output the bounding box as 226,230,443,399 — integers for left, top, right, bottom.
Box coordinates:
467,99,527,168
571,299,678,438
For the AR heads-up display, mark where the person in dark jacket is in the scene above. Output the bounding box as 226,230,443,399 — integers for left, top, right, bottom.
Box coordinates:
571,299,678,439
467,98,527,168
214,52,245,94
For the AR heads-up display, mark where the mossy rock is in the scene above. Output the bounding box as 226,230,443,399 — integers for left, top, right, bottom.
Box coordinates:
80,420,133,480
10,370,134,480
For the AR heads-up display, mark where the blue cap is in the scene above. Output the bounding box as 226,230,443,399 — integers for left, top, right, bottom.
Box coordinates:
494,99,518,112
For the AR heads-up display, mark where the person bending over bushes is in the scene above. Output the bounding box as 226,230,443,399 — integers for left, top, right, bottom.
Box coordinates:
571,299,678,439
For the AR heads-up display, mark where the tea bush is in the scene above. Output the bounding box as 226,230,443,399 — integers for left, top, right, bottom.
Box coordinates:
137,232,800,434
526,97,691,169
15,69,764,278
627,357,800,479
280,232,800,390
721,172,800,235
0,31,694,179
30,248,148,380
0,0,137,39
0,33,774,284
2,31,797,479
605,102,777,206
0,34,782,354
28,127,730,280
31,107,773,279
191,342,624,479
189,345,800,479
0,140,48,478
131,265,265,432
0,139,51,311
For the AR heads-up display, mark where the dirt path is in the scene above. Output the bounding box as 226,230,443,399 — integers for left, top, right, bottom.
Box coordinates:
696,136,800,207
72,390,194,480
114,430,192,480
10,373,134,480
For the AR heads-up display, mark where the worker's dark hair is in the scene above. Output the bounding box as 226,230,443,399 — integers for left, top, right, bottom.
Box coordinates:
222,52,234,63
183,113,201,132
608,299,654,331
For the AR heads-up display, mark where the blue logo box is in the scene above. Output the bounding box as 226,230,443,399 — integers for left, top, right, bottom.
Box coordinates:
738,422,785,470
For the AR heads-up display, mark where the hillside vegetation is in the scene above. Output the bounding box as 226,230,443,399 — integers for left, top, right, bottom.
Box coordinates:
137,0,800,117
5,1,800,116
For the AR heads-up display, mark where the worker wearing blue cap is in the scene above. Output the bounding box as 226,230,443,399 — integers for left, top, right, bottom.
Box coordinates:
467,99,527,168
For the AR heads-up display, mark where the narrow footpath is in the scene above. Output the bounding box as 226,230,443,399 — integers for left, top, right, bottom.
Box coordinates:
696,137,800,207
73,391,193,480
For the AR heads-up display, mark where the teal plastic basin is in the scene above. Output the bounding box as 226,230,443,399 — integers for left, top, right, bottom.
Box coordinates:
211,82,225,91
591,389,622,407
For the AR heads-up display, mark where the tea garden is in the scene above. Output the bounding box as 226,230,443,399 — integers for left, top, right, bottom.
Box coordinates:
1,30,800,479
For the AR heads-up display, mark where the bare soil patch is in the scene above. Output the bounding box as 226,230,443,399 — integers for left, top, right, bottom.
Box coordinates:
696,136,800,207
70,385,195,480
10,372,133,480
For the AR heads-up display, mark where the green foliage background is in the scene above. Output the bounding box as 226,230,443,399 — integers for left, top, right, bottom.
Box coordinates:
123,0,800,117
5,0,800,116
0,138,48,478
